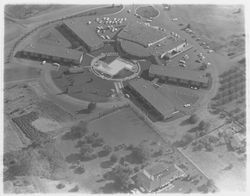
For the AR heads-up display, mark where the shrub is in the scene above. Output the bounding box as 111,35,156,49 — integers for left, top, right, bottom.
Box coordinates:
56,183,65,189
68,185,79,192
110,154,118,163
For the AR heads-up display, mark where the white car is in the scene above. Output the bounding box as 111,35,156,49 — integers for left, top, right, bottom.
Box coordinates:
190,86,198,90
41,60,46,65
125,94,130,98
184,104,191,107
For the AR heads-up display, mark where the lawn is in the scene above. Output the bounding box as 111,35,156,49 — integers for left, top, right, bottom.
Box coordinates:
4,67,41,82
51,69,115,103
87,107,162,147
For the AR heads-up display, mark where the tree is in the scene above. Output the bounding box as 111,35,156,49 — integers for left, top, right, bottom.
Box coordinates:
198,120,210,132
92,137,104,147
130,144,150,164
85,134,96,144
110,154,118,163
185,114,199,124
98,145,112,157
62,124,88,140
111,164,133,191
87,102,96,113
80,144,94,159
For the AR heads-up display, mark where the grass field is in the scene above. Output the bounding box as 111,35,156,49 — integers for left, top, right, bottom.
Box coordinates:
51,69,115,103
87,107,162,146
4,67,41,82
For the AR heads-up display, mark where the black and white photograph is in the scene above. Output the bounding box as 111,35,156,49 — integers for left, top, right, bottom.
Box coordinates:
2,0,248,194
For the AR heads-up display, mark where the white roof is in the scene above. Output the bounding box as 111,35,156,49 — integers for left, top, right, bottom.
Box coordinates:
95,57,134,76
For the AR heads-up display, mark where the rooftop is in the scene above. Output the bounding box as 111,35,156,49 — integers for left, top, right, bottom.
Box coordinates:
95,57,134,76
145,163,177,178
149,65,209,84
128,78,176,118
136,163,184,192
64,19,103,48
23,43,83,62
149,36,186,55
118,22,167,47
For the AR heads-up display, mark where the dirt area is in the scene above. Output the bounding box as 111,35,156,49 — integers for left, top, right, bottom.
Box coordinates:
31,118,62,133
4,83,39,118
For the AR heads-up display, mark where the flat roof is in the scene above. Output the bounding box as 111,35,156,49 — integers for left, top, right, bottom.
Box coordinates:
137,163,182,192
149,37,186,55
163,48,204,69
144,163,178,178
118,22,167,47
95,57,134,76
63,19,103,48
23,43,83,62
149,65,209,84
128,78,175,118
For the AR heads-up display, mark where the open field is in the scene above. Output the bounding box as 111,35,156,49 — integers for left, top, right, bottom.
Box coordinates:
5,5,62,20
4,67,41,82
4,116,25,153
166,5,244,58
180,127,246,192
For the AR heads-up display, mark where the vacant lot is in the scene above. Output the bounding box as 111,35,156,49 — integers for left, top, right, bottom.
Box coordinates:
180,129,246,192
